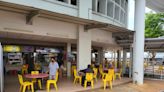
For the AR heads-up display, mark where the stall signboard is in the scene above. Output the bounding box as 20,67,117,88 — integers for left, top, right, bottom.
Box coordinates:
3,45,20,52
21,46,34,52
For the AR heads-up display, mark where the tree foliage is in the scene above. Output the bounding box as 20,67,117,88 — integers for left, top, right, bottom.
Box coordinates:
145,13,164,38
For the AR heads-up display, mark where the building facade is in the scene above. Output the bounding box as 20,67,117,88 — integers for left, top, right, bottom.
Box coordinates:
0,0,148,91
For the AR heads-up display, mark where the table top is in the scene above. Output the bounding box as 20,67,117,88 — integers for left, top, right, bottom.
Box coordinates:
24,73,49,79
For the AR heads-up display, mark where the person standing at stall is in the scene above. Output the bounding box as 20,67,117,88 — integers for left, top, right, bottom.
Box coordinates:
49,57,59,80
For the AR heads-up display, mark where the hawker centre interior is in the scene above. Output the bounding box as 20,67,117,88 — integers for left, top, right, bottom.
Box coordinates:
0,0,159,92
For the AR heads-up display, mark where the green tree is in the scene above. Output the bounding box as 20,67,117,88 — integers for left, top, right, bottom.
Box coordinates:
145,13,164,38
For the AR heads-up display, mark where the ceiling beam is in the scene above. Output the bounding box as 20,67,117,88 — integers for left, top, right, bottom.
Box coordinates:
84,23,108,30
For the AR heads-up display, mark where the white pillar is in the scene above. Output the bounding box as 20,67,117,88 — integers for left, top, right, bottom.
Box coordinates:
133,0,145,85
123,49,127,74
67,43,71,77
77,25,91,70
0,43,4,92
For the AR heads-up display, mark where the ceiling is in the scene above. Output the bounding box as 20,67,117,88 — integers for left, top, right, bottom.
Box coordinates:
146,0,164,12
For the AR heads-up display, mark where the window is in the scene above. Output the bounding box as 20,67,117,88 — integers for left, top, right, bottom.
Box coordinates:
92,0,96,11
107,1,114,17
115,0,120,5
114,5,120,21
58,0,64,2
71,0,77,5
97,0,106,14
120,10,124,23
121,0,125,8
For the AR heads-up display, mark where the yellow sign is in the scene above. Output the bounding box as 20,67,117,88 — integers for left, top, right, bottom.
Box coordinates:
3,45,20,52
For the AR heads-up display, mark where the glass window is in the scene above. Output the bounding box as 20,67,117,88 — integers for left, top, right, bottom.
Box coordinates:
58,0,64,2
71,0,77,5
120,10,124,23
115,0,120,5
97,0,106,14
124,13,127,24
92,0,96,11
121,0,125,8
107,1,114,17
114,5,120,21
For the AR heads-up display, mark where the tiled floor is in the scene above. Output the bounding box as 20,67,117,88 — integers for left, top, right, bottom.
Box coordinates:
4,74,131,92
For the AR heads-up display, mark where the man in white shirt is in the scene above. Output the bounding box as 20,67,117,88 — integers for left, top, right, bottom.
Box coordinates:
49,57,59,80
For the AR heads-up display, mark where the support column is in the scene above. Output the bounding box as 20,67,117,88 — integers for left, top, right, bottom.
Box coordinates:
129,47,133,78
117,50,121,68
100,48,104,64
133,0,145,85
0,43,4,92
77,25,91,70
67,43,71,77
123,49,127,74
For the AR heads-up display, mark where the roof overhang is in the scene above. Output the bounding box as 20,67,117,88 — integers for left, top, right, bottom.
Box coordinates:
146,0,164,12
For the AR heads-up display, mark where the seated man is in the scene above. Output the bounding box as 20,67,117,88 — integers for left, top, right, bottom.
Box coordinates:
81,65,94,86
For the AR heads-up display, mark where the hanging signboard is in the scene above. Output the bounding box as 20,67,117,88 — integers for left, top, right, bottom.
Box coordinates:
3,45,20,52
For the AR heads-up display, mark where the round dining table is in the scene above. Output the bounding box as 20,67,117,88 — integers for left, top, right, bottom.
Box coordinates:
24,73,49,79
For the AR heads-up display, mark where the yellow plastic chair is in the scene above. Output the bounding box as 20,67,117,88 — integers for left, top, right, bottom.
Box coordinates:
84,73,94,88
157,65,163,74
102,74,113,90
93,68,98,82
108,69,115,81
99,68,105,79
71,65,76,76
31,71,42,89
73,69,82,84
21,65,28,74
47,72,59,92
18,74,34,92
115,69,122,80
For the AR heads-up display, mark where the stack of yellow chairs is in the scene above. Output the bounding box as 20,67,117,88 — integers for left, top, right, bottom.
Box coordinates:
84,73,94,88
21,65,28,74
115,68,122,80
93,68,98,82
73,69,81,84
18,74,34,92
31,71,42,89
108,69,115,81
102,73,113,90
47,72,59,92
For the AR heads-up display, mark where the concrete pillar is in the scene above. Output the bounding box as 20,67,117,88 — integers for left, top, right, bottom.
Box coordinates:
77,25,91,70
100,48,104,64
0,43,4,92
129,47,133,78
67,43,71,77
133,0,145,85
117,50,121,68
129,47,134,78
123,49,127,74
